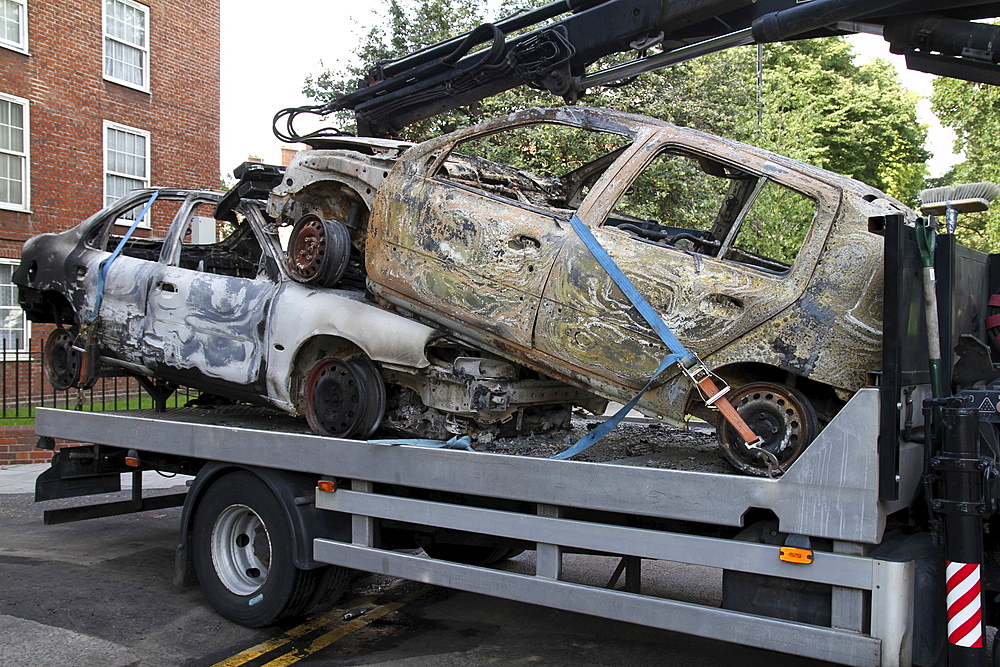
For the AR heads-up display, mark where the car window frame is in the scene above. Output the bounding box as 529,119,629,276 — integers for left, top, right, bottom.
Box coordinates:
585,136,833,279
161,195,281,282
423,117,639,217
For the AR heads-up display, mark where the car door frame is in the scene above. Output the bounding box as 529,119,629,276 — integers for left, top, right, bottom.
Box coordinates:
141,194,279,396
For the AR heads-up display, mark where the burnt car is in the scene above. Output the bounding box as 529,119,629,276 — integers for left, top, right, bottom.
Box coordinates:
269,106,913,474
16,185,595,441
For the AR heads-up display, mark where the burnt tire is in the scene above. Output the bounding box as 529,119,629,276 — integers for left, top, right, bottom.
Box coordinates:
286,214,352,287
191,472,348,627
716,382,819,476
43,328,81,390
304,356,385,438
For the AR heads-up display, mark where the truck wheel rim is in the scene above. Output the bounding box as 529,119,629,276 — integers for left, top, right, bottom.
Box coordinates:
211,504,271,596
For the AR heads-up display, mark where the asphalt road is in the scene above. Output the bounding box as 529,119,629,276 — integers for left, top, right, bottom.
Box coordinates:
0,480,836,667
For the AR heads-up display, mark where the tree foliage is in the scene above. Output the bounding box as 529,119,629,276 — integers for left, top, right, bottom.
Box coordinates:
931,77,1000,250
305,1,929,204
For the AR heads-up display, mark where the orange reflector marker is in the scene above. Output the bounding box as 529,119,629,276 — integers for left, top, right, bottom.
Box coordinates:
125,456,140,467
317,479,337,493
779,547,814,564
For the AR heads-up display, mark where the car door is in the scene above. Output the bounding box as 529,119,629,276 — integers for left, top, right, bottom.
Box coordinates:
534,137,835,390
142,197,277,391
83,191,177,369
368,119,638,351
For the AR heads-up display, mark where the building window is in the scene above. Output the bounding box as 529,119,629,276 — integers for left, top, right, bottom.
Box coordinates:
103,0,148,91
104,121,150,223
0,93,28,212
0,0,27,53
0,260,28,354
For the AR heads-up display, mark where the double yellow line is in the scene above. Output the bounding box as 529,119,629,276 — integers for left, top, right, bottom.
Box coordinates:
211,586,433,667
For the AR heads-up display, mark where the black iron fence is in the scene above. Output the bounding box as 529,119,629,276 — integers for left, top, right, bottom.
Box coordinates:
0,334,196,420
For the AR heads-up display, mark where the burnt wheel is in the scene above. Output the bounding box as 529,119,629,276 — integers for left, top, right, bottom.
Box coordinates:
304,356,385,438
286,214,352,286
43,328,81,390
716,382,819,476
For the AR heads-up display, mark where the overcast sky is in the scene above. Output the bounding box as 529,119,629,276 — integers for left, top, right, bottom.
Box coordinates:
218,2,961,180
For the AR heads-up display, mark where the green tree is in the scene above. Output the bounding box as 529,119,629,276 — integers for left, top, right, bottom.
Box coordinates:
302,0,487,138
931,77,1000,250
307,2,928,206
753,39,929,203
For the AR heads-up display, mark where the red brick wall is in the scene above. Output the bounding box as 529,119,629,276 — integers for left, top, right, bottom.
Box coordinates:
0,0,220,403
0,423,79,465
0,0,221,254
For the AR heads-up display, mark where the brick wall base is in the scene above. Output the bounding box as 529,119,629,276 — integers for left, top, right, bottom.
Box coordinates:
0,424,77,466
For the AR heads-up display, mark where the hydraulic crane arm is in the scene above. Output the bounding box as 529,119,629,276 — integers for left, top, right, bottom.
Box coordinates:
274,0,1000,141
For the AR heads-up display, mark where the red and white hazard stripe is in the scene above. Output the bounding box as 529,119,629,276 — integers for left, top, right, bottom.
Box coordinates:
946,561,983,648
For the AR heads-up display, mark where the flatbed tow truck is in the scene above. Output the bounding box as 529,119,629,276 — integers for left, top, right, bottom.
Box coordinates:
25,0,1000,665
29,215,998,667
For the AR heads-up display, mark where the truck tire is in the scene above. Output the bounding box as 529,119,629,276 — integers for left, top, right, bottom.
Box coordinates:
191,472,348,627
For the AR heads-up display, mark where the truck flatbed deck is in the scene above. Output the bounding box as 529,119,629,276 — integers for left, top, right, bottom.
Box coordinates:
32,388,923,666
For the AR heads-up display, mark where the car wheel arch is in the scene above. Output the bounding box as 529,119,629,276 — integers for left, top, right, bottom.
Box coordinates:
21,288,77,326
288,335,370,408
274,180,373,238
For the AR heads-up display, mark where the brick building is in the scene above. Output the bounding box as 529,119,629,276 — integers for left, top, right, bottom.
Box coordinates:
0,0,220,351
0,0,219,461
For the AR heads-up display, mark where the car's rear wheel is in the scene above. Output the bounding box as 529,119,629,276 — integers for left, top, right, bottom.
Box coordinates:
286,214,352,287
304,356,385,438
43,328,82,390
716,382,819,476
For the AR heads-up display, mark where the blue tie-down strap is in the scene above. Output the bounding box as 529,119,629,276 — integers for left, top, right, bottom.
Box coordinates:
550,216,700,460
88,190,161,325
369,435,475,451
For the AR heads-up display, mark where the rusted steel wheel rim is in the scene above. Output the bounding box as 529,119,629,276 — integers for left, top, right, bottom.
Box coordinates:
304,357,385,438
716,382,819,476
43,328,81,390
286,214,351,286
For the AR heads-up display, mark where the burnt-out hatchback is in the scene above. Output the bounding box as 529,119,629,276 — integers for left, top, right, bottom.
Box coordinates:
270,106,915,473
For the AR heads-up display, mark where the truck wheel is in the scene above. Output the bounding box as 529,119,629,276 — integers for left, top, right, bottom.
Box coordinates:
43,328,81,390
716,382,819,476
304,356,385,438
286,214,352,287
192,472,348,627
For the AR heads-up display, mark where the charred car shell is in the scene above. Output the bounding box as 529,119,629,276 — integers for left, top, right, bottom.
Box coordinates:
17,187,592,440
270,106,912,473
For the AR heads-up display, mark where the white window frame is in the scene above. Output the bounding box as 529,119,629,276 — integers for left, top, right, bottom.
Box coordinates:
0,258,29,357
102,0,149,93
103,120,151,227
0,0,28,54
0,91,29,213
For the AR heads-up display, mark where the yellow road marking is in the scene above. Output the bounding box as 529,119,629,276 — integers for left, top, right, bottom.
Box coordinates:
209,595,376,667
259,586,434,667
